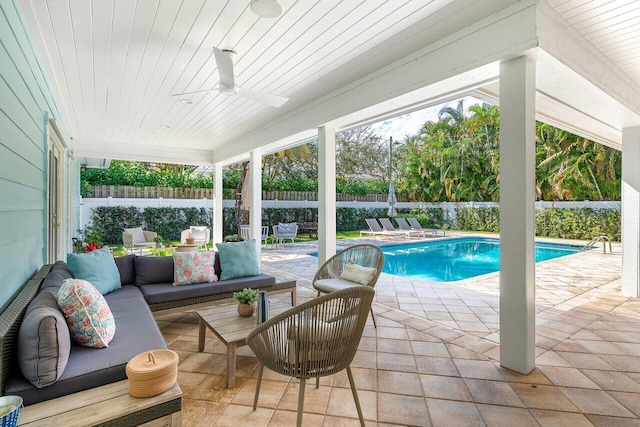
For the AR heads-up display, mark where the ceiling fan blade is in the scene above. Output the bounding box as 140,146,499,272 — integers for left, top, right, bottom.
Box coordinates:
213,47,235,87
170,88,216,96
237,87,288,107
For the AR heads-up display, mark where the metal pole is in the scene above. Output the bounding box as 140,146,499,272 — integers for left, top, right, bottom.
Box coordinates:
388,136,393,183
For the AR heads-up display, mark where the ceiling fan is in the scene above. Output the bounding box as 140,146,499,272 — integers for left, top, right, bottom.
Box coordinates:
171,48,288,108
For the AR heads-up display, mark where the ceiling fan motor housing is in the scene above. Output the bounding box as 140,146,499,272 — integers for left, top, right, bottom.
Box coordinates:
218,82,237,95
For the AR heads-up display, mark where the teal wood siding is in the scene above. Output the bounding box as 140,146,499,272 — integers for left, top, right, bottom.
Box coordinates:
0,0,70,310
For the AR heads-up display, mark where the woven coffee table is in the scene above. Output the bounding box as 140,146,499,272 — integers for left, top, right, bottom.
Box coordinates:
197,298,292,388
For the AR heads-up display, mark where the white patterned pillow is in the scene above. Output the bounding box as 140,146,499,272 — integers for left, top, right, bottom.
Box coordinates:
339,263,376,285
57,279,116,348
173,252,217,286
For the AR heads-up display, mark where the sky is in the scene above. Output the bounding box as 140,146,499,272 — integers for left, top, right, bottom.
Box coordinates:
369,95,486,140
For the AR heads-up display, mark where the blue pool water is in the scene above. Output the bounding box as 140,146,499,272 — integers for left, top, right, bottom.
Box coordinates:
381,237,582,282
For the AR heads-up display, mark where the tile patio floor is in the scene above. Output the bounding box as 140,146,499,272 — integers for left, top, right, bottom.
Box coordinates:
156,234,640,426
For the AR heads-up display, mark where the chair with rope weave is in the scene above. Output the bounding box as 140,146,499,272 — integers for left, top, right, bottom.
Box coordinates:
247,286,374,427
312,244,384,328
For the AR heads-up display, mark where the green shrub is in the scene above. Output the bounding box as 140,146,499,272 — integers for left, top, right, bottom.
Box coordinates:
453,206,620,241
91,206,211,244
90,205,620,245
536,208,620,241
455,207,500,232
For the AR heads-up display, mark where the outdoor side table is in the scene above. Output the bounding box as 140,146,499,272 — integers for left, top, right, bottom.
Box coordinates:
196,299,292,388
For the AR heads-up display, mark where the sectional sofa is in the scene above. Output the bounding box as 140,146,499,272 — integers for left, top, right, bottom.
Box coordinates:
0,253,295,424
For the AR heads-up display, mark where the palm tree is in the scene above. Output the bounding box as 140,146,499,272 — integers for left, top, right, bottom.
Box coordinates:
536,123,620,200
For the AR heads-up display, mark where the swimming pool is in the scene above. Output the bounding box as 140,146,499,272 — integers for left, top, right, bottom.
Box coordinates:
381,237,582,282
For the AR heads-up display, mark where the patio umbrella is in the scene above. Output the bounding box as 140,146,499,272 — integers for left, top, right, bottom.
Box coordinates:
387,181,398,218
240,163,250,211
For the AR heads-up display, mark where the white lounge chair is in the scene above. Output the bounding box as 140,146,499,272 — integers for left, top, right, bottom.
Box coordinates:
407,217,446,237
361,218,402,240
395,217,427,238
378,218,412,240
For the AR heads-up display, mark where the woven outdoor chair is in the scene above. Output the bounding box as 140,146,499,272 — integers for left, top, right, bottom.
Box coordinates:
312,244,384,328
247,286,374,427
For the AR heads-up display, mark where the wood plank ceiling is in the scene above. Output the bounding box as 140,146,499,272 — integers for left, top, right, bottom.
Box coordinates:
549,0,640,85
20,0,464,153
18,0,640,161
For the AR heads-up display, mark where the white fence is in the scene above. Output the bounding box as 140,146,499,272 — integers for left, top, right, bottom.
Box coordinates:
80,197,620,230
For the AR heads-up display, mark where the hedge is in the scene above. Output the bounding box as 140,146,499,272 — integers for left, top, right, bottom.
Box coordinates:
535,208,620,241
91,206,212,244
90,205,620,244
225,207,405,236
92,206,400,244
454,206,620,241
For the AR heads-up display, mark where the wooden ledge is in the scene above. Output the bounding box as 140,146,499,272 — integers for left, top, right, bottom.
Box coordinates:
21,380,182,426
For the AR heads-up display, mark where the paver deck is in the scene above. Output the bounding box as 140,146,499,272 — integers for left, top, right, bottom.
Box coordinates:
157,233,640,426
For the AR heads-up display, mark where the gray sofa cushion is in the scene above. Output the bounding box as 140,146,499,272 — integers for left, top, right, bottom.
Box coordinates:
139,274,276,305
114,255,136,285
102,284,145,302
6,286,166,405
39,261,72,294
17,292,71,388
134,256,173,285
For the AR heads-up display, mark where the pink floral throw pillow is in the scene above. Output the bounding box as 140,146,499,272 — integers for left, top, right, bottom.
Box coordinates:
57,279,116,348
173,251,217,286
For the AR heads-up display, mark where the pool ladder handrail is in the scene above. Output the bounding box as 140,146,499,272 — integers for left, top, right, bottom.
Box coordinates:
580,235,612,254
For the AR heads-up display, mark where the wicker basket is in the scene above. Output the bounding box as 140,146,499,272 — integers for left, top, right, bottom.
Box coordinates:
237,303,255,317
126,350,178,398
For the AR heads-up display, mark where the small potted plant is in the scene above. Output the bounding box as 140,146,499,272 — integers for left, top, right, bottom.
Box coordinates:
153,235,164,249
233,288,259,317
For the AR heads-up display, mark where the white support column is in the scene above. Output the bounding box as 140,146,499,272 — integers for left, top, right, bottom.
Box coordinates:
249,150,263,258
622,127,640,298
213,164,224,246
499,55,536,375
318,125,336,266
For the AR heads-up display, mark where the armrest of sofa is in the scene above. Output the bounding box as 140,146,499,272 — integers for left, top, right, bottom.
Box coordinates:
0,265,51,394
180,229,190,244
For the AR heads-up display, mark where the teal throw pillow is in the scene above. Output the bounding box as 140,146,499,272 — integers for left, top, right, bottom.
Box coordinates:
67,247,121,295
216,240,260,280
